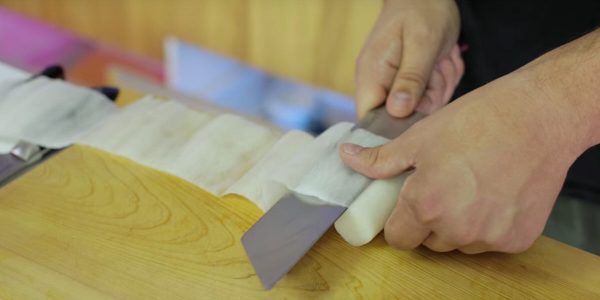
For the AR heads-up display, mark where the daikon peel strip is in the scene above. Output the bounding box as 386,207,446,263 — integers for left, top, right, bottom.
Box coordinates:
79,96,164,151
0,77,116,148
275,122,355,191
287,126,389,207
110,100,212,169
223,130,314,211
167,114,279,195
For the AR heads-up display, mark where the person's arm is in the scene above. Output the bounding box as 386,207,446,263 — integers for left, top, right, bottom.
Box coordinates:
355,0,463,119
538,29,600,147
340,29,600,254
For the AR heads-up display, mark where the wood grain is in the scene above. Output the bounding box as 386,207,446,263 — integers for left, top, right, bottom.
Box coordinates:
0,145,599,299
0,0,381,95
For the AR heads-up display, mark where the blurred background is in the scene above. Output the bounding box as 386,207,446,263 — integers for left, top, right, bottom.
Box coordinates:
0,0,383,132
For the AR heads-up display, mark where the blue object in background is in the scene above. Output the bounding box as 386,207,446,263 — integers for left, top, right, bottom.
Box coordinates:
165,38,355,134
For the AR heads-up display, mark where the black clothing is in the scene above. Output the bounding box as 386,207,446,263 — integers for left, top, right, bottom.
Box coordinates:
455,0,600,197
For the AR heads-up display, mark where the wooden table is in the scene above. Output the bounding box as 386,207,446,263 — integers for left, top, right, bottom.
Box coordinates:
1,145,599,299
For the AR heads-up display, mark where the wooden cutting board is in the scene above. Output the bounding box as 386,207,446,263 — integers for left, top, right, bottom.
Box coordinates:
1,145,599,299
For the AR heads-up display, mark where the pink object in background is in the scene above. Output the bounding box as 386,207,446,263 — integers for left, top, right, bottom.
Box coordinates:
0,7,90,72
0,8,163,85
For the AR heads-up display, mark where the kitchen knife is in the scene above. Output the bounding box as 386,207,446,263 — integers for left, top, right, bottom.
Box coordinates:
241,107,424,289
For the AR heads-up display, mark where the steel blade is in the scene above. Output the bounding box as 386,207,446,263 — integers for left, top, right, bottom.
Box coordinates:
241,193,346,289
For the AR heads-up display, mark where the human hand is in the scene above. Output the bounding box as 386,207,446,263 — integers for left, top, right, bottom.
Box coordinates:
355,0,463,119
341,39,600,253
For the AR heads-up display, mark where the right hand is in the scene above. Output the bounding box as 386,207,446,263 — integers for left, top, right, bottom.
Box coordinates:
342,66,579,254
342,28,600,253
355,0,464,119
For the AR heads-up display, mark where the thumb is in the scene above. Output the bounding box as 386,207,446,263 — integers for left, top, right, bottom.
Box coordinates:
339,136,416,179
386,36,440,118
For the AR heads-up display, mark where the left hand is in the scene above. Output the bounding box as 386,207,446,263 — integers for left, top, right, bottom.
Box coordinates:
354,0,464,119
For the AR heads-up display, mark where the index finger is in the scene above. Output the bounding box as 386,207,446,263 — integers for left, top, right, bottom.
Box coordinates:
355,21,403,118
384,173,431,249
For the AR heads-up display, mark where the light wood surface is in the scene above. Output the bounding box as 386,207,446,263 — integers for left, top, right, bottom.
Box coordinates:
1,145,599,299
0,0,381,95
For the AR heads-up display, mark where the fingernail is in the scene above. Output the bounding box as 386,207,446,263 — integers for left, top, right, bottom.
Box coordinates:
341,143,363,156
390,92,412,111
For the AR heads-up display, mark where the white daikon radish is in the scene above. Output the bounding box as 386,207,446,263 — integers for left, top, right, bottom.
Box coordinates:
275,122,355,190
167,114,279,194
112,100,212,168
290,128,389,207
0,77,117,148
229,123,355,210
79,96,163,151
334,174,409,246
223,130,314,211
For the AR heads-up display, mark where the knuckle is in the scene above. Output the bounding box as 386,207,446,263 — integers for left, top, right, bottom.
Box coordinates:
411,28,430,42
425,240,453,253
398,187,418,210
448,226,479,246
460,232,479,246
408,22,443,44
398,177,443,225
383,215,422,250
395,71,427,90
361,148,383,177
355,54,378,80
380,57,399,72
411,196,443,224
356,51,393,73
481,237,501,250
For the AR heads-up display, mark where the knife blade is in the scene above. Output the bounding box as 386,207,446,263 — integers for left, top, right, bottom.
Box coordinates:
241,107,425,289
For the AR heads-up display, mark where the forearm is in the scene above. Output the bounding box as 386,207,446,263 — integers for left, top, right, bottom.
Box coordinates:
575,30,600,147
523,29,600,153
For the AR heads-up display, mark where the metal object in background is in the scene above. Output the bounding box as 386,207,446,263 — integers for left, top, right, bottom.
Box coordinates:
0,152,26,183
242,107,425,289
10,140,42,161
0,141,53,186
0,64,119,186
